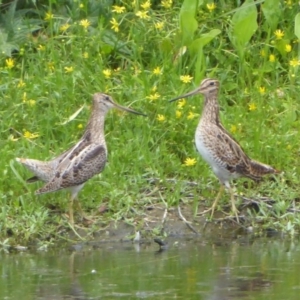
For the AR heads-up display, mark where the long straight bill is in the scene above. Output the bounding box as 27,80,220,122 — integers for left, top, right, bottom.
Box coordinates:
169,87,201,102
114,102,147,116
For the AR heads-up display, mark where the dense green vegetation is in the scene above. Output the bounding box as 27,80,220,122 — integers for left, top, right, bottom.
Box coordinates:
0,0,299,245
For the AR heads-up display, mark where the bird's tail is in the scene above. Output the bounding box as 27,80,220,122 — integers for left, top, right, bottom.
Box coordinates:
248,159,281,180
15,157,54,183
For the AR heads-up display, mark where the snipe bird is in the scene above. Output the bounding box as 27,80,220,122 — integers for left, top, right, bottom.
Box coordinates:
170,78,280,220
16,93,146,225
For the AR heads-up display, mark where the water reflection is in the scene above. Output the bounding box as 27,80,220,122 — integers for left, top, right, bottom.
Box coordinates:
0,237,300,299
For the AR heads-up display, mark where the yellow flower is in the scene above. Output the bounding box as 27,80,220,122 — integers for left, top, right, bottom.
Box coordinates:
187,111,196,120
141,0,151,10
5,58,15,69
269,54,275,62
161,0,172,8
37,44,45,51
154,22,164,30
17,80,26,88
60,23,70,32
22,92,27,102
248,103,257,111
259,86,265,95
83,52,89,58
289,58,300,67
44,12,54,21
146,93,160,101
103,69,112,78
285,44,292,52
175,110,182,118
230,125,237,134
47,62,55,71
260,49,266,57
27,100,36,107
79,3,84,8
78,124,83,129
206,3,216,12
110,18,119,32
180,75,193,83
112,5,126,13
183,157,197,166
274,29,284,40
79,19,90,29
153,67,162,75
177,99,186,109
64,66,74,73
23,130,39,139
136,10,150,19
156,114,165,122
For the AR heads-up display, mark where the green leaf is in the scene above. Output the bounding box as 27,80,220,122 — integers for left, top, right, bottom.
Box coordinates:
294,13,300,40
179,0,199,44
230,0,258,50
262,0,281,30
189,29,221,55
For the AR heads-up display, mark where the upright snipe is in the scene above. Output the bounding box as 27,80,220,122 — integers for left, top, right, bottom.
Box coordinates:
16,93,146,225
170,78,280,220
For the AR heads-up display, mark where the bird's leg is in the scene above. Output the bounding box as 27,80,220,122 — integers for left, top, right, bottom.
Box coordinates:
210,185,225,218
229,186,239,223
199,185,225,216
68,195,75,225
74,199,86,219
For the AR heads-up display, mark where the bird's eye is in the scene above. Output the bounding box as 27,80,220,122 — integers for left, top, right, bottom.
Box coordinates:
105,95,110,101
209,82,215,86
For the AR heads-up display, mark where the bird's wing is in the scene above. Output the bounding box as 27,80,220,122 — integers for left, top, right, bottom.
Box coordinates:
36,143,107,194
208,124,252,175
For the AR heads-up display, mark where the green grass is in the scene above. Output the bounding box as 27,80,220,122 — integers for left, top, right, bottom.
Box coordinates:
0,0,300,244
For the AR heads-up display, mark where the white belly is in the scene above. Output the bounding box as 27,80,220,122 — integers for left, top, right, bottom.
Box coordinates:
194,130,239,184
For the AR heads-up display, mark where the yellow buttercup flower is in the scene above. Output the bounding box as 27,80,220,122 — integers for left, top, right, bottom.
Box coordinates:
136,10,150,19
23,130,39,139
289,58,300,67
274,29,284,40
230,125,237,134
153,67,162,75
103,69,112,78
183,157,197,166
64,66,74,73
269,54,276,62
112,5,126,13
259,86,265,95
206,3,216,12
146,93,160,101
79,19,90,29
156,114,165,122
5,58,15,69
110,18,119,32
248,103,257,111
176,110,182,118
37,44,45,51
154,22,164,30
177,99,186,109
60,23,70,32
44,12,54,21
285,44,292,52
187,111,196,120
17,80,26,88
141,0,151,10
180,75,193,83
161,0,172,8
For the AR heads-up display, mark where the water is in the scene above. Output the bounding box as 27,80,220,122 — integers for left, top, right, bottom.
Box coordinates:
1,236,300,299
